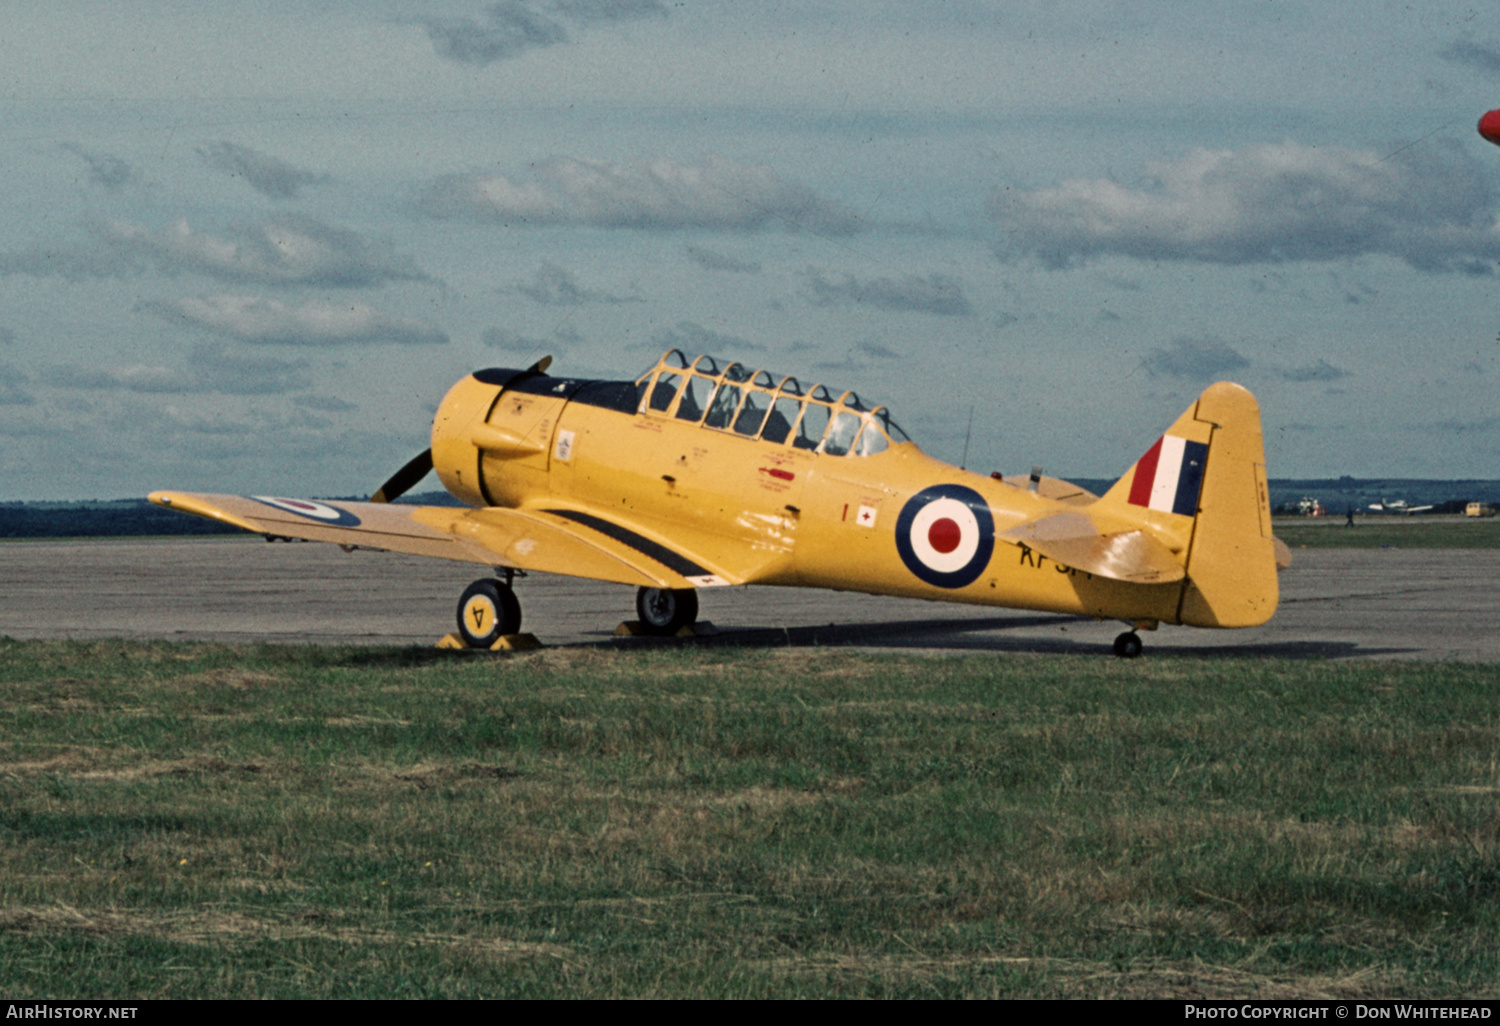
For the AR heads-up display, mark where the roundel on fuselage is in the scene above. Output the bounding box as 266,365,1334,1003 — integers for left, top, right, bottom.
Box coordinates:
894,484,995,589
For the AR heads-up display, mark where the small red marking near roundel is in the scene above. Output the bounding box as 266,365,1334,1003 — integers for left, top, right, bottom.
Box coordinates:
927,517,962,554
283,500,318,510
760,467,795,481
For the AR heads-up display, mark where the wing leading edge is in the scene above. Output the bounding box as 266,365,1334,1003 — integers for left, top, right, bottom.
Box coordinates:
147,492,736,590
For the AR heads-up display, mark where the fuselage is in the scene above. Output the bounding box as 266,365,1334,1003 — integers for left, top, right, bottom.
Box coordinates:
428,350,1189,626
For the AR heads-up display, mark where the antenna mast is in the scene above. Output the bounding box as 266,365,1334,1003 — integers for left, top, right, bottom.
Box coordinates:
960,405,974,470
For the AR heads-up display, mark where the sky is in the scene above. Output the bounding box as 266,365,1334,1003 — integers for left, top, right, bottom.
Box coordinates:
2,0,1499,500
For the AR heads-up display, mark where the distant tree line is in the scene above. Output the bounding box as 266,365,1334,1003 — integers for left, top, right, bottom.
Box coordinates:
0,500,242,539
0,492,461,539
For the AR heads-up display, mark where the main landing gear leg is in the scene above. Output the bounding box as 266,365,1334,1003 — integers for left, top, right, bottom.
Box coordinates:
635,587,699,637
457,578,523,649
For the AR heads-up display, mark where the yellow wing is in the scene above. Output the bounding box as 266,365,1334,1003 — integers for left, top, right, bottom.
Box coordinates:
148,492,737,589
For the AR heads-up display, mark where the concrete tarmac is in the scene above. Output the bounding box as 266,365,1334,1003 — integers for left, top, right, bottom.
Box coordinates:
2,536,1496,660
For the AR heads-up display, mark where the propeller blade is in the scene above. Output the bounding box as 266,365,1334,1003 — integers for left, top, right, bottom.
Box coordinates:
370,448,433,504
528,355,553,374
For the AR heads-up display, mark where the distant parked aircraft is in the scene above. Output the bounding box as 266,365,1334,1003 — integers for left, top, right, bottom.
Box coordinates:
1367,500,1433,515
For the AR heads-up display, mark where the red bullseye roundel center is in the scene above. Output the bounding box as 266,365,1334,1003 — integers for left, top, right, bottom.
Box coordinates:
908,498,981,573
927,517,962,554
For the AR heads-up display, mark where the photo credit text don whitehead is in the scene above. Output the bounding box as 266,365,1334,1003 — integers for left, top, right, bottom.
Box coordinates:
1185,1008,1492,1020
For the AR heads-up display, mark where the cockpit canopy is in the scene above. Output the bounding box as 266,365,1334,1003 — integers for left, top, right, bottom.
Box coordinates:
635,349,911,457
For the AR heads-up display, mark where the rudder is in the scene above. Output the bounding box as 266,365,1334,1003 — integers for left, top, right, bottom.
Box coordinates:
1092,382,1278,627
1176,382,1278,627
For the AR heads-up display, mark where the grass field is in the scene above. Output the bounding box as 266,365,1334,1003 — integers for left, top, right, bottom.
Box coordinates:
2,639,1496,999
1273,516,1500,549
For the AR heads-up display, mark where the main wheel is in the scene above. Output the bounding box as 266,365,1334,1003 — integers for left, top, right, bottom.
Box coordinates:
457,578,522,648
635,587,699,636
1113,631,1143,659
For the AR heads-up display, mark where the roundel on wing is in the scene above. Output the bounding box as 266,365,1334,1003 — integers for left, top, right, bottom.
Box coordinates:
253,496,362,527
894,484,995,589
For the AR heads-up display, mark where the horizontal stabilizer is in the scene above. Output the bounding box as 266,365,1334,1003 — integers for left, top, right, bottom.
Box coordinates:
998,512,1185,584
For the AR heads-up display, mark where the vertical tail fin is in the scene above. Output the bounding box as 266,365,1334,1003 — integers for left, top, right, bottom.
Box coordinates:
1094,382,1278,627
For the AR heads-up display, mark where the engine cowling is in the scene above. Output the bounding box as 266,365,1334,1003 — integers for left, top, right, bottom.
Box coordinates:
431,367,569,508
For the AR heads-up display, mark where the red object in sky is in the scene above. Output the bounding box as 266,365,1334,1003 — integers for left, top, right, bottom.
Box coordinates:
1480,110,1500,146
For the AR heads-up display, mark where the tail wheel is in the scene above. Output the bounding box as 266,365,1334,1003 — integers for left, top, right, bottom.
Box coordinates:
635,587,698,636
1113,631,1143,659
457,578,522,648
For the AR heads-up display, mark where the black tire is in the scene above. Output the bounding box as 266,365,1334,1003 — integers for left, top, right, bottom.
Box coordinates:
457,578,522,648
1113,631,1143,659
635,587,699,636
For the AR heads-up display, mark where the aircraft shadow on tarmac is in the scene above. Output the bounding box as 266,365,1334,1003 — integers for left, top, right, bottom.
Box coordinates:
329,615,1399,663
598,615,1395,660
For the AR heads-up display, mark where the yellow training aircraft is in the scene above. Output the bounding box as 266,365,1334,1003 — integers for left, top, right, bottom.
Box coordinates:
150,349,1284,657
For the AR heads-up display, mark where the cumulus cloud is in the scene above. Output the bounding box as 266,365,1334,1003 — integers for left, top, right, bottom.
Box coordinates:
198,142,329,199
188,346,315,394
145,295,449,347
414,0,666,66
1280,358,1350,383
37,345,312,396
651,321,762,355
419,155,860,235
294,394,359,413
0,216,429,288
59,143,135,190
992,141,1500,274
481,325,582,353
1140,337,1251,380
803,270,973,315
552,0,667,24
98,216,428,287
416,3,567,64
1439,40,1500,74
856,341,902,359
40,363,191,394
0,362,34,405
813,340,904,372
1426,414,1500,434
510,263,638,305
685,245,762,273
